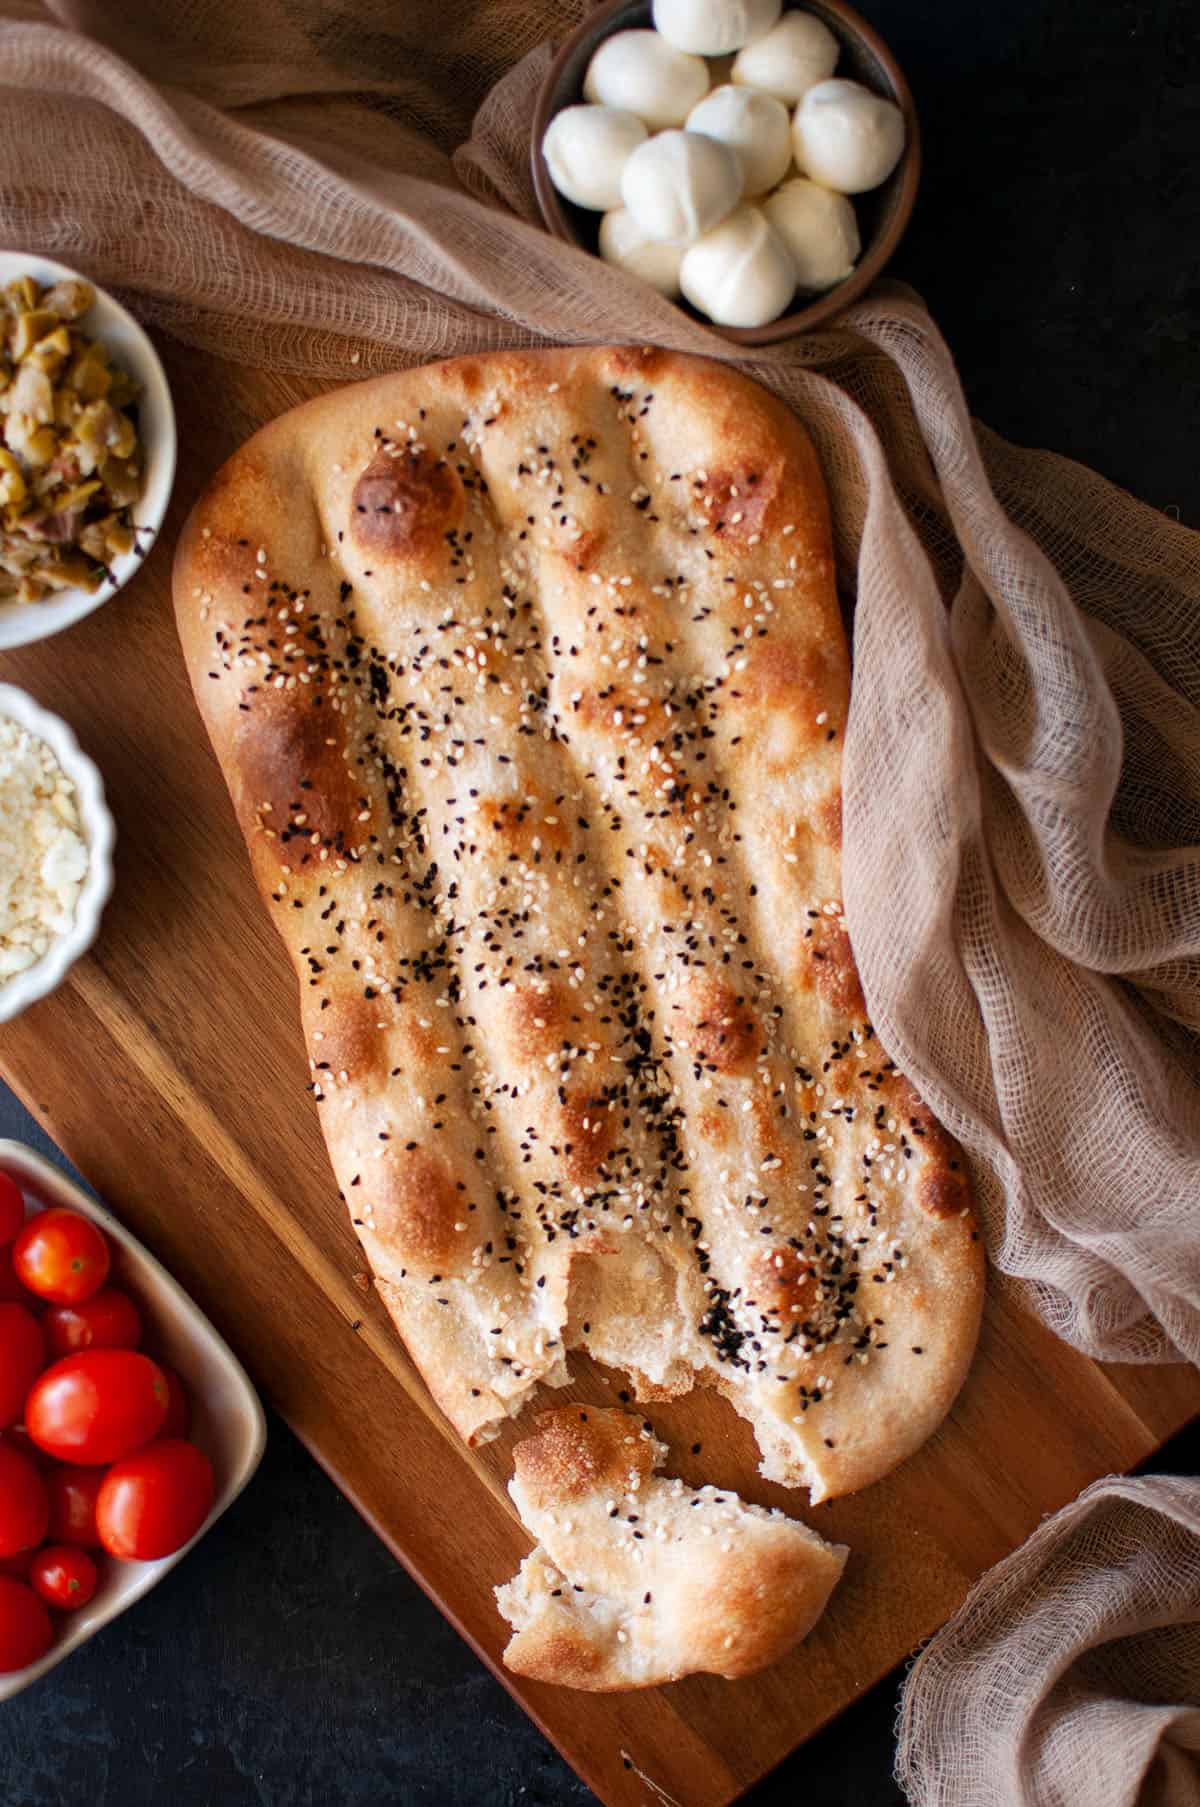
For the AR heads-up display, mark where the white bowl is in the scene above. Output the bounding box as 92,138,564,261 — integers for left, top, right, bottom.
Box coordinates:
0,1140,267,1700
0,250,177,651
0,683,114,1025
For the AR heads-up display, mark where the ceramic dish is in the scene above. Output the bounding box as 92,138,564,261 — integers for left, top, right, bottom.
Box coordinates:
531,0,920,342
0,1141,267,1700
0,250,176,651
0,682,114,1025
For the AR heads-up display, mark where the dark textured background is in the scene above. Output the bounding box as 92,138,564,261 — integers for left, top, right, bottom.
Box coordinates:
2,0,1198,1800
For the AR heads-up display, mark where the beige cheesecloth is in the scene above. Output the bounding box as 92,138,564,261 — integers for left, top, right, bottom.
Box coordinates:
0,2,1197,1800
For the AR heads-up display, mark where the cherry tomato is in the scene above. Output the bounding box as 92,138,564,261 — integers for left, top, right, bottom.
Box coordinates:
0,1174,24,1245
0,1247,37,1307
157,1366,191,1440
45,1465,104,1549
0,1303,45,1429
26,1351,168,1466
29,1544,98,1612
2,1426,53,1471
43,1288,141,1359
13,1210,110,1306
0,1550,32,1580
0,1443,49,1557
96,1440,215,1561
0,1576,52,1671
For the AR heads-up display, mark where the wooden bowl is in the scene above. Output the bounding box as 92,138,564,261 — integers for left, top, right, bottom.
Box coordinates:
531,0,920,343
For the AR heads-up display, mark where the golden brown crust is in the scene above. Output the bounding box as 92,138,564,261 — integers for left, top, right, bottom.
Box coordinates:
497,1408,847,1689
174,346,983,1503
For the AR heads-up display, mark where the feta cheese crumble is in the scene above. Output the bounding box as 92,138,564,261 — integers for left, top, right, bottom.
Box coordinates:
0,715,88,982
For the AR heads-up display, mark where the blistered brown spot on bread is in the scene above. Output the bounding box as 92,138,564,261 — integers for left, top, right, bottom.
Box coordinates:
916,1168,972,1219
701,458,782,542
748,1246,819,1327
349,446,463,559
454,360,486,397
558,526,605,573
738,638,827,717
609,346,668,381
400,1015,441,1066
368,1148,475,1273
233,700,365,869
694,1106,733,1148
799,916,865,1015
886,1076,974,1220
558,1091,617,1184
671,977,759,1075
506,984,573,1059
469,796,570,857
513,1407,656,1510
308,994,389,1083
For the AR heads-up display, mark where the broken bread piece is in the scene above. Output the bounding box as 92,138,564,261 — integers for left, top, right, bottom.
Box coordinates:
496,1406,847,1688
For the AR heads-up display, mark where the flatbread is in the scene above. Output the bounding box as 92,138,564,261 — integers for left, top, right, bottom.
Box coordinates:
174,345,983,1505
496,1406,847,1689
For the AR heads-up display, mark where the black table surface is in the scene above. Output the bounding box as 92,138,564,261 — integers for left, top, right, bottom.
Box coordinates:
3,2,1199,1801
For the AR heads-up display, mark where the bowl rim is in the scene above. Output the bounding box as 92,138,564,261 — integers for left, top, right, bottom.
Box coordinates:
0,249,177,650
0,1139,268,1700
530,0,921,343
0,681,115,1025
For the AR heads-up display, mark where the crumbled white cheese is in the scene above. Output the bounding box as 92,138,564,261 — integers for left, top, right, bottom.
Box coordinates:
0,717,88,982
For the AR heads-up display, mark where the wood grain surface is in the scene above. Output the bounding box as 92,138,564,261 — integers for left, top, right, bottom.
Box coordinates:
0,341,1195,1807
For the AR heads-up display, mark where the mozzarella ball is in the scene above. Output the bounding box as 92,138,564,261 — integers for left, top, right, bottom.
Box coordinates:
542,105,649,211
679,205,797,326
620,129,743,245
762,177,860,289
599,209,685,296
686,84,791,196
730,11,839,104
584,29,709,130
652,0,781,58
792,78,906,194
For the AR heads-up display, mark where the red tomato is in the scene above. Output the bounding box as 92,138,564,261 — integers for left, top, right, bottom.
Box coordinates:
0,1247,36,1307
96,1440,215,1561
0,1550,32,1580
13,1209,110,1306
2,1426,53,1471
43,1288,142,1359
157,1365,191,1440
0,1303,45,1429
26,1351,168,1465
0,1443,49,1557
29,1544,98,1612
0,1174,24,1245
0,1577,52,1671
45,1465,104,1549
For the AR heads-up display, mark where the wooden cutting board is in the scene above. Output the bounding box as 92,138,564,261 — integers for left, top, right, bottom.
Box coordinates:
0,340,1195,1807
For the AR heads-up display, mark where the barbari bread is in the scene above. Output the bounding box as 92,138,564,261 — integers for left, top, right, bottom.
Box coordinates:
496,1407,847,1688
174,346,983,1506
